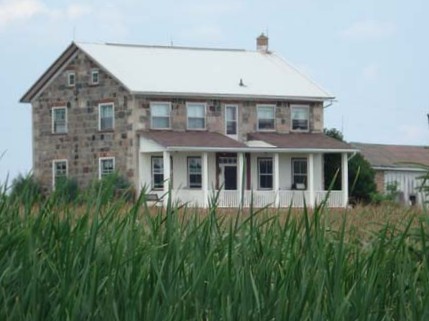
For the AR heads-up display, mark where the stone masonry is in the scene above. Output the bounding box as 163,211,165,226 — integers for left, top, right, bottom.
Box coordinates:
31,49,326,193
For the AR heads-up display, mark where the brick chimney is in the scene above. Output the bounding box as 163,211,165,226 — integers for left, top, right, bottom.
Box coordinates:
256,33,268,52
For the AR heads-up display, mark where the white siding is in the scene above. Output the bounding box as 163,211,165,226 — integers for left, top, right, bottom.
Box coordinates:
384,170,428,206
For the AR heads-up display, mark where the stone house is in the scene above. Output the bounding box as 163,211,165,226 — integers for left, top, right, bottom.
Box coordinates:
351,143,429,206
20,35,355,207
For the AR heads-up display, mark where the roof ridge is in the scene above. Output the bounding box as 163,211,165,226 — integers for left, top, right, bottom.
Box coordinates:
86,41,248,52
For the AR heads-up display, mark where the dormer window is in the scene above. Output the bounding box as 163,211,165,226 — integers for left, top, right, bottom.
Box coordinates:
67,71,75,87
291,105,309,131
91,69,99,85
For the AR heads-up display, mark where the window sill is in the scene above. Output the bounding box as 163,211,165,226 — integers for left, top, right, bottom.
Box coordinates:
291,129,310,133
98,129,114,133
257,129,276,132
51,132,68,135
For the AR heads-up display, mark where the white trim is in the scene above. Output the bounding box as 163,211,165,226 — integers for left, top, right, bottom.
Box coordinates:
257,104,276,131
51,106,67,134
99,157,115,179
98,102,115,131
52,159,68,189
373,166,428,172
225,104,238,137
186,102,207,130
131,91,334,102
91,68,99,85
165,146,358,153
67,71,76,87
150,101,171,130
290,104,310,132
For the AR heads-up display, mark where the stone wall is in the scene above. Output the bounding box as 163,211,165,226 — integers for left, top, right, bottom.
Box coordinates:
375,170,385,193
31,49,326,193
32,51,134,193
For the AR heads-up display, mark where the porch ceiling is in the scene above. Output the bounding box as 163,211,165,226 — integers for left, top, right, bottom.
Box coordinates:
248,132,354,150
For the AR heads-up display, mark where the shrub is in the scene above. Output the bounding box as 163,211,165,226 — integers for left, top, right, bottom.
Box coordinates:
52,177,80,204
9,173,42,205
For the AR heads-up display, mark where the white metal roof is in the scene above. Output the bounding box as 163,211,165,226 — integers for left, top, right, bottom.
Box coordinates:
76,42,334,101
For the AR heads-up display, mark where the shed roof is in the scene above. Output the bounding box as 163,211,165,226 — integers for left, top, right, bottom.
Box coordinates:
351,143,429,169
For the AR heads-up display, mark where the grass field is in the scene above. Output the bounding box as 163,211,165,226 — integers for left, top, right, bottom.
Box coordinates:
1,188,429,320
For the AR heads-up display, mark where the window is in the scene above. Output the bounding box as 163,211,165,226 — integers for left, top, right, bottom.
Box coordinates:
225,105,237,135
257,105,275,130
187,103,206,129
91,69,99,85
99,103,114,130
52,107,67,134
188,157,202,188
292,158,307,189
99,157,115,178
291,105,309,131
151,102,171,129
258,158,273,189
67,71,75,87
151,156,164,189
52,159,67,189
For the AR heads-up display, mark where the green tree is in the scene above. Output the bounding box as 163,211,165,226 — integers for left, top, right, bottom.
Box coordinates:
324,128,376,204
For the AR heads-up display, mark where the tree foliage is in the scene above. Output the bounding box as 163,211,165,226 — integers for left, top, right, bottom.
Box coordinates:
324,128,376,204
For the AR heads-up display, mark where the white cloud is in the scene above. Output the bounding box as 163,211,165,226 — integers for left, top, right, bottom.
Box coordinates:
66,4,92,20
0,0,45,28
0,0,92,30
340,20,395,40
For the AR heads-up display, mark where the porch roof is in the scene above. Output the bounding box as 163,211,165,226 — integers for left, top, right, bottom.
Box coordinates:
139,130,248,149
248,132,354,150
139,130,356,153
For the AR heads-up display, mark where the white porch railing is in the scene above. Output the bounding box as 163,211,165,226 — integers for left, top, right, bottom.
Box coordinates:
168,189,346,208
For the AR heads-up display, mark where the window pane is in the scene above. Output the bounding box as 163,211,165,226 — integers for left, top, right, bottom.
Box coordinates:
152,117,170,129
258,106,274,119
291,106,309,130
258,106,275,130
101,159,114,176
152,104,170,117
152,157,164,189
187,104,205,117
188,157,202,188
53,108,66,133
188,117,205,129
100,104,114,130
227,121,237,135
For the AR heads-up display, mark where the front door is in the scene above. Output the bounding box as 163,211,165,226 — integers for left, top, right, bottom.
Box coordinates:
224,165,237,190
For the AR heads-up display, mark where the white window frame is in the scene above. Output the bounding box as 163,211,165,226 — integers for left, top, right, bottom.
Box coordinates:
186,102,206,130
67,71,76,87
99,157,115,179
98,103,115,131
257,105,276,131
91,69,99,85
258,157,273,190
292,157,308,190
291,105,310,132
51,106,67,134
188,156,202,189
225,104,238,136
150,102,171,129
52,159,68,189
151,156,164,190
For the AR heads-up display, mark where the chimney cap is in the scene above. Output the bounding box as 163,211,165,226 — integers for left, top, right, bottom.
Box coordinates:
256,33,269,52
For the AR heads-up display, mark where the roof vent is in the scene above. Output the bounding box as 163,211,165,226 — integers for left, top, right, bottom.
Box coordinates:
256,33,268,52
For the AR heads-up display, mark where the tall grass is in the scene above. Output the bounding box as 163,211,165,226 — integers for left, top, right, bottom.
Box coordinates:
1,184,429,320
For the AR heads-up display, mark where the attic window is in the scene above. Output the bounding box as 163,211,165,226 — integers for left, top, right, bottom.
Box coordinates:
91,69,99,85
67,71,76,87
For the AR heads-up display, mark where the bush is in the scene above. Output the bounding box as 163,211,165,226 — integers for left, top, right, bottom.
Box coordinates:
52,177,80,204
9,173,42,205
86,172,134,202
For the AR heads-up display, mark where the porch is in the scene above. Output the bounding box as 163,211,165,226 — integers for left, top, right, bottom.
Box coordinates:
139,148,350,208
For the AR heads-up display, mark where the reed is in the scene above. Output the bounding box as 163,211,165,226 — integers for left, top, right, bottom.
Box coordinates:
1,183,428,320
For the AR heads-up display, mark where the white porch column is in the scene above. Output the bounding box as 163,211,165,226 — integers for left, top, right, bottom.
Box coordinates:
163,151,171,206
274,153,280,207
237,152,244,207
202,152,209,208
341,152,349,207
308,153,315,207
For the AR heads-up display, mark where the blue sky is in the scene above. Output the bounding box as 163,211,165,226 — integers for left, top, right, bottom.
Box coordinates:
1,0,428,185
